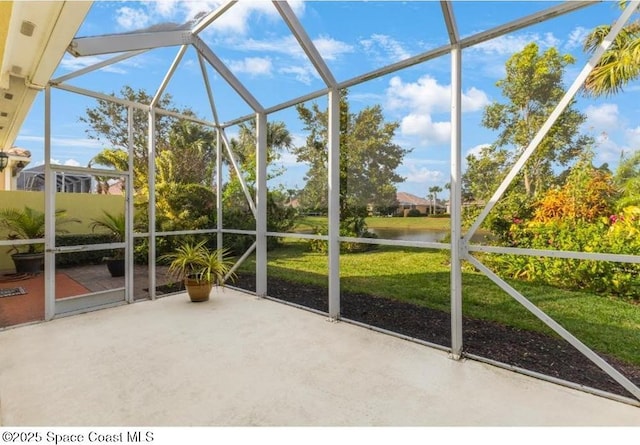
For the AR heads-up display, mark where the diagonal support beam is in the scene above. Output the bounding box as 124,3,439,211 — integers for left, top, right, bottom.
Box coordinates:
51,50,149,84
192,36,264,113
152,45,188,107
192,0,238,35
464,0,640,242
440,1,459,44
197,53,220,126
458,1,595,50
466,254,640,401
273,1,337,87
219,129,257,218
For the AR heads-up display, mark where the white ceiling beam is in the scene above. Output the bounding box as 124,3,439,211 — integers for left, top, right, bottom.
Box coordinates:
151,45,188,108
51,50,148,84
67,30,193,57
459,1,596,49
272,1,337,88
440,1,459,44
192,0,237,36
192,36,263,113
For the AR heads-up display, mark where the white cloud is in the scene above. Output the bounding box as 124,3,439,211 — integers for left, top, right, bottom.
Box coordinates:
565,26,589,50
403,165,444,184
277,152,300,167
116,6,152,30
400,114,451,145
585,103,619,130
386,75,489,114
473,32,560,56
58,55,130,75
594,132,623,164
466,143,491,159
227,57,273,76
360,34,410,63
278,65,316,85
115,1,305,35
313,36,354,61
232,35,352,61
38,158,82,167
385,75,489,146
626,126,640,148
233,36,302,56
17,135,105,149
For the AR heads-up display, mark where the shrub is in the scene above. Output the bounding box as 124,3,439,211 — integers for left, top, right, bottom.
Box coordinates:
406,209,422,217
487,206,640,300
55,233,116,267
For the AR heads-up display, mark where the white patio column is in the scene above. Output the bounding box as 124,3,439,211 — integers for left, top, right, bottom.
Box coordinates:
216,129,223,253
328,88,340,320
450,45,463,359
43,85,55,320
256,112,267,297
126,105,135,303
147,109,156,299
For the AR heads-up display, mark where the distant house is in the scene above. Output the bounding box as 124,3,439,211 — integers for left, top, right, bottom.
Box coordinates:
17,165,93,193
395,191,446,216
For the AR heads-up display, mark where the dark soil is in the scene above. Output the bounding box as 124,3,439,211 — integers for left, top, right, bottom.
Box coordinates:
226,273,640,400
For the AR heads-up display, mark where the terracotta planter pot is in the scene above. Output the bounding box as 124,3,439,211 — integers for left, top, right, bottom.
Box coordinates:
184,277,213,302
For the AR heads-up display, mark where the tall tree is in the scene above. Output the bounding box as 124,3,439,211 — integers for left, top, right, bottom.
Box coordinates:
224,119,293,212
482,42,592,198
166,120,216,186
294,91,410,218
583,2,640,97
80,86,179,172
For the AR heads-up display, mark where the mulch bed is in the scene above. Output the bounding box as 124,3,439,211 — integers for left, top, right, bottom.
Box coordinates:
231,273,640,400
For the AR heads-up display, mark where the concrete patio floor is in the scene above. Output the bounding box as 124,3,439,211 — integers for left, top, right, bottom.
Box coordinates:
0,287,638,426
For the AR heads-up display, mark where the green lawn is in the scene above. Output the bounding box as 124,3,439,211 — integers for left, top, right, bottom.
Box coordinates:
242,239,640,367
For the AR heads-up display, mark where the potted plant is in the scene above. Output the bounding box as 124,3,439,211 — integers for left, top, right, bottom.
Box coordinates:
89,210,126,277
161,239,234,302
0,206,79,274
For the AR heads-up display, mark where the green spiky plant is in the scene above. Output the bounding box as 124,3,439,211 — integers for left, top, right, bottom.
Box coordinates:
89,210,126,260
0,206,79,254
161,240,234,285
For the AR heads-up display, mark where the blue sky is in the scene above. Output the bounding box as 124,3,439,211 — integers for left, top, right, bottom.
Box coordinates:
15,1,640,199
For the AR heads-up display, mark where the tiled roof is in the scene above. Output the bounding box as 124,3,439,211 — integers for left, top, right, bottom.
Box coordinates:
396,191,430,206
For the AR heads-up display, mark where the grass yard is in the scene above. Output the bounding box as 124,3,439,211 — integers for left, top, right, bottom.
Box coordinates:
243,239,640,367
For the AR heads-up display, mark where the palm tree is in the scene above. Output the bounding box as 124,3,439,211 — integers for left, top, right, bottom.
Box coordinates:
583,3,640,97
428,186,443,214
88,148,130,194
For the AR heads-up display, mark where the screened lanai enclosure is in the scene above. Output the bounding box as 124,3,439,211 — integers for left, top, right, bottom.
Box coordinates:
0,1,639,407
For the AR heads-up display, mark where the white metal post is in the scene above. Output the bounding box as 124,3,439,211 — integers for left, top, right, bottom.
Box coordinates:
147,109,156,299
43,86,55,320
328,88,341,320
216,129,223,253
450,45,463,359
126,105,135,303
255,113,268,297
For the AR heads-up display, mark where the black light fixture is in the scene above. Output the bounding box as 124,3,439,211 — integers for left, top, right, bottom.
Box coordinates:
0,151,8,172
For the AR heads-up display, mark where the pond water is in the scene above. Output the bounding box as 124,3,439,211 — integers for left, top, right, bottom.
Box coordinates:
369,227,447,243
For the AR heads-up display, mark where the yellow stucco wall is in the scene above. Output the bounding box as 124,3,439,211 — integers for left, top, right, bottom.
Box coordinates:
0,3,12,65
0,190,125,270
